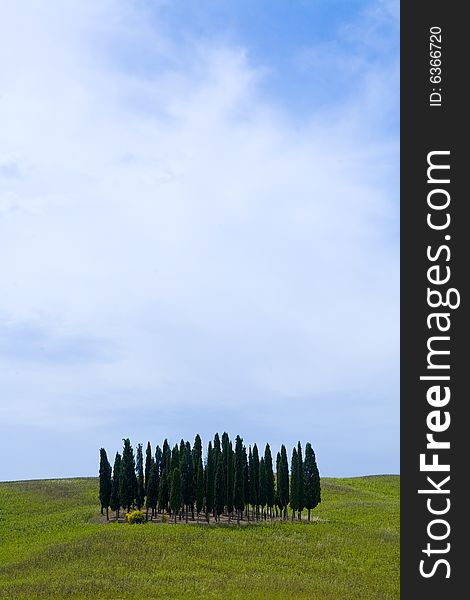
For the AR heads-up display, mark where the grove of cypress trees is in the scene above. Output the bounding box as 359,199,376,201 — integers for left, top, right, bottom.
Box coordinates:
264,444,275,518
120,438,137,512
304,442,321,521
169,467,182,523
109,451,121,519
136,443,145,510
99,448,112,520
290,447,298,522
100,435,318,526
233,435,245,525
296,441,305,521
144,441,152,494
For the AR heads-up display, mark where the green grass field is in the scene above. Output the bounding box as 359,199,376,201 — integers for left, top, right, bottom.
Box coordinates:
0,475,399,599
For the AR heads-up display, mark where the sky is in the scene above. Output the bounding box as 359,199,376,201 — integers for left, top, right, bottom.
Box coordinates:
0,0,399,481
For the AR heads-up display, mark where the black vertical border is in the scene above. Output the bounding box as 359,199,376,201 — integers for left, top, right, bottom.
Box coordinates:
401,3,467,598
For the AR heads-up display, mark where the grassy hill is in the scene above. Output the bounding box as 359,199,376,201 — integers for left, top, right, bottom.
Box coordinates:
0,475,399,599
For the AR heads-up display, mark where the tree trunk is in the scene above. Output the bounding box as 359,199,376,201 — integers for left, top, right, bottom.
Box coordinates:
106,507,109,520
237,509,240,525
308,509,311,522
100,506,103,515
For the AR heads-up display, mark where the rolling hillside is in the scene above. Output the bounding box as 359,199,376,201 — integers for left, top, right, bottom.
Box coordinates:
0,475,399,599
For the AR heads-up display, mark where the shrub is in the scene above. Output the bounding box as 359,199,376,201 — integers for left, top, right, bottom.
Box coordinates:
126,510,145,524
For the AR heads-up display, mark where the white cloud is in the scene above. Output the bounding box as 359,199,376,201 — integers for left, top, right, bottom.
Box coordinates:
0,1,398,477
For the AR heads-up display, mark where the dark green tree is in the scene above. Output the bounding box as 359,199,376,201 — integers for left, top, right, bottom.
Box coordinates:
181,443,194,522
226,441,234,521
205,441,215,521
99,448,112,520
248,446,254,517
170,444,180,474
264,444,275,518
215,460,224,522
242,444,250,519
259,457,267,519
158,439,170,513
252,444,260,519
304,442,321,521
195,456,204,522
214,432,221,455
155,444,162,475
144,441,152,494
277,445,289,520
109,451,121,518
169,467,182,523
233,435,245,525
135,443,145,510
275,451,282,518
296,442,305,521
290,447,298,521
222,432,230,511
120,438,137,512
192,434,202,471
146,460,158,519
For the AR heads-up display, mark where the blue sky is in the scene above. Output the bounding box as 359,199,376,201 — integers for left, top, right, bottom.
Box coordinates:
0,0,399,480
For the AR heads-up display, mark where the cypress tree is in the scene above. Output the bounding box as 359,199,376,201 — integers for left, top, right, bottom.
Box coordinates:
252,444,260,519
248,446,254,516
109,451,121,518
214,460,224,522
171,444,180,473
159,440,170,513
276,451,282,518
144,441,152,494
155,444,162,474
304,442,321,521
290,447,298,521
135,443,145,510
296,442,305,521
264,444,275,518
181,443,194,522
120,438,137,512
259,457,267,519
214,432,221,455
195,456,204,522
226,441,234,521
242,444,250,519
233,435,245,525
169,467,182,523
277,445,289,520
99,448,112,520
146,460,158,518
221,432,230,511
185,440,195,520
205,441,215,521
192,434,202,471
